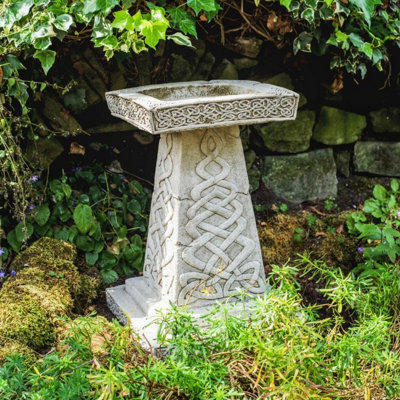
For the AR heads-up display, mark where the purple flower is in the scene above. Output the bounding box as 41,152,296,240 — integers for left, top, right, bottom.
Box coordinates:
120,174,125,181
28,204,35,211
31,175,39,182
396,211,400,218
11,270,16,277
0,271,5,279
357,246,364,253
0,248,4,256
72,167,82,172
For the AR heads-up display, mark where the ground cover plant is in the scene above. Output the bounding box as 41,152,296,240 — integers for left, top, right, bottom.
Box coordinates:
1,164,151,285
0,180,400,398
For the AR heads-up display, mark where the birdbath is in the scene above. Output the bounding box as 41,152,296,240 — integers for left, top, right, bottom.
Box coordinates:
105,80,299,342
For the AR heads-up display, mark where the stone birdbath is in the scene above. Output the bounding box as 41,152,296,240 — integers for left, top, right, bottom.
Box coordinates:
105,80,299,342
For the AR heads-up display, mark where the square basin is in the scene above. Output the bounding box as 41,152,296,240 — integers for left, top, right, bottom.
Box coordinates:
106,80,299,134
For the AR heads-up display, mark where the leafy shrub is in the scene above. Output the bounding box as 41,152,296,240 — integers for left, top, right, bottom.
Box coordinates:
1,165,151,284
347,179,400,266
1,259,399,399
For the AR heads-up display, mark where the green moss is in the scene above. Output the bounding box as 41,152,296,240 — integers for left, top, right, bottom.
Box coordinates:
0,238,100,363
75,271,101,312
12,237,77,271
0,296,55,349
1,267,74,319
0,340,37,365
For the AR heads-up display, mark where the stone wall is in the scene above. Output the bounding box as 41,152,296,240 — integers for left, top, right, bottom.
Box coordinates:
37,37,400,204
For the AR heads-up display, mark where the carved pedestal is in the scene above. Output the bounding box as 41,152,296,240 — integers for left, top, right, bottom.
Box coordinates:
106,126,267,341
104,80,299,344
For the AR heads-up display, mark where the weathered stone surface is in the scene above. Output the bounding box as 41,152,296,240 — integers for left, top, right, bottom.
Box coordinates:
369,107,400,134
212,59,238,80
72,59,107,100
262,148,337,203
106,80,299,134
63,87,87,113
233,58,258,70
354,141,400,176
170,53,197,82
257,110,315,153
83,47,109,85
135,52,152,85
248,166,261,192
191,52,216,81
76,78,102,108
262,73,307,108
42,96,82,134
313,106,366,145
110,68,127,91
87,121,135,134
106,80,299,344
229,37,263,58
26,137,64,168
335,150,351,178
245,149,256,169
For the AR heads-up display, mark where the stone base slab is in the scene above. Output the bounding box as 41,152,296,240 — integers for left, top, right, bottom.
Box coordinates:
106,276,257,348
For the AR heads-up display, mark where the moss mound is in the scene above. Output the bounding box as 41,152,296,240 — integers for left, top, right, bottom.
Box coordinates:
0,238,100,363
258,211,361,271
0,340,37,366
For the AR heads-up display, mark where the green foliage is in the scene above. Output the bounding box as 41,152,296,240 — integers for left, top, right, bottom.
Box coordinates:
1,165,151,284
1,258,400,399
270,0,400,77
347,179,400,265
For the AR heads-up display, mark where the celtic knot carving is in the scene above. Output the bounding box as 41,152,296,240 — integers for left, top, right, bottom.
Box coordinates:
143,133,175,294
106,94,153,132
179,130,266,305
154,97,297,131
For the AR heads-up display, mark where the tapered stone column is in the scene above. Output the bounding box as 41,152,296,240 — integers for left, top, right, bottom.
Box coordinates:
105,80,299,343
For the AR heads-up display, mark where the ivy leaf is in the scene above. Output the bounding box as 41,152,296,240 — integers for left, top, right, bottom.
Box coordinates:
187,0,218,15
348,0,382,26
34,204,50,226
293,32,313,54
349,32,364,48
33,50,56,75
139,9,169,49
168,32,193,47
279,0,292,10
360,42,373,58
168,7,197,37
111,10,134,30
73,204,94,234
54,14,74,32
83,0,119,15
9,0,34,23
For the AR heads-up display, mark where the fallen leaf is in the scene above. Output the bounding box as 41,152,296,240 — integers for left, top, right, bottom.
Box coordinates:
331,72,344,94
0,66,3,86
267,12,293,35
90,335,107,355
69,141,85,155
336,224,344,233
315,231,326,238
310,206,326,216
199,13,208,22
